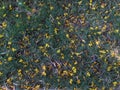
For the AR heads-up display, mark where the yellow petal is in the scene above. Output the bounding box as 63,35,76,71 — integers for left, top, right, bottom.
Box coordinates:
0,34,4,38
113,81,118,86
57,49,61,53
69,79,73,84
86,72,91,77
8,57,13,61
11,48,16,52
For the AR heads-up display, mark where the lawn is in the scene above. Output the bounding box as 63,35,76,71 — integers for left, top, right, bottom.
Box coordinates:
0,0,120,90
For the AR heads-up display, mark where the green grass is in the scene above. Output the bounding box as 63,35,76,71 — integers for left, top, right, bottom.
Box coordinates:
0,0,120,89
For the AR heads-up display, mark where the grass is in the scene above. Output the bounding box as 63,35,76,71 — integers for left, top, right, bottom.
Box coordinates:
0,0,120,90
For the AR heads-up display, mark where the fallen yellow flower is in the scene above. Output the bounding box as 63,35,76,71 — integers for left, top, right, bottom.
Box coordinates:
8,57,13,61
0,34,4,38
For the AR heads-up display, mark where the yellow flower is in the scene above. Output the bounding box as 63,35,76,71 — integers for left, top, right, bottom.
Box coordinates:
69,28,73,32
0,61,2,65
109,87,113,90
39,46,43,49
69,79,73,84
45,33,50,39
16,14,19,17
11,48,16,52
71,40,75,43
18,69,22,77
74,88,77,90
7,78,12,84
9,5,12,10
65,7,68,10
32,8,37,14
50,6,54,10
34,85,40,90
88,41,93,47
61,53,64,59
2,21,7,28
86,71,91,77
8,57,13,61
54,28,59,34
75,52,80,56
34,68,39,73
64,13,68,16
42,65,46,71
58,21,61,25
102,86,105,90
101,3,106,8
2,6,5,9
3,14,6,17
23,36,29,41
66,34,69,38
78,1,82,5
95,26,98,30
89,0,92,6
69,72,73,76
113,81,118,86
0,72,3,76
68,3,71,7
18,69,22,73
57,49,61,53
70,55,73,58
45,43,50,48
97,31,101,35
102,25,107,30
95,40,100,45
8,41,12,45
77,79,81,84
56,17,60,20
89,88,98,90
0,34,4,39
39,3,44,7
99,50,106,54
90,27,94,30
110,51,115,57
91,6,96,10
107,65,112,71
34,59,39,63
27,16,31,20
42,71,46,76
72,67,77,73
90,0,92,3
104,16,109,19
44,52,48,57
74,61,78,65
19,59,24,63
115,29,119,33
62,70,68,76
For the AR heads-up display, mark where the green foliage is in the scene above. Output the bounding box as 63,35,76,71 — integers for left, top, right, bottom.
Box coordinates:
0,0,120,89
